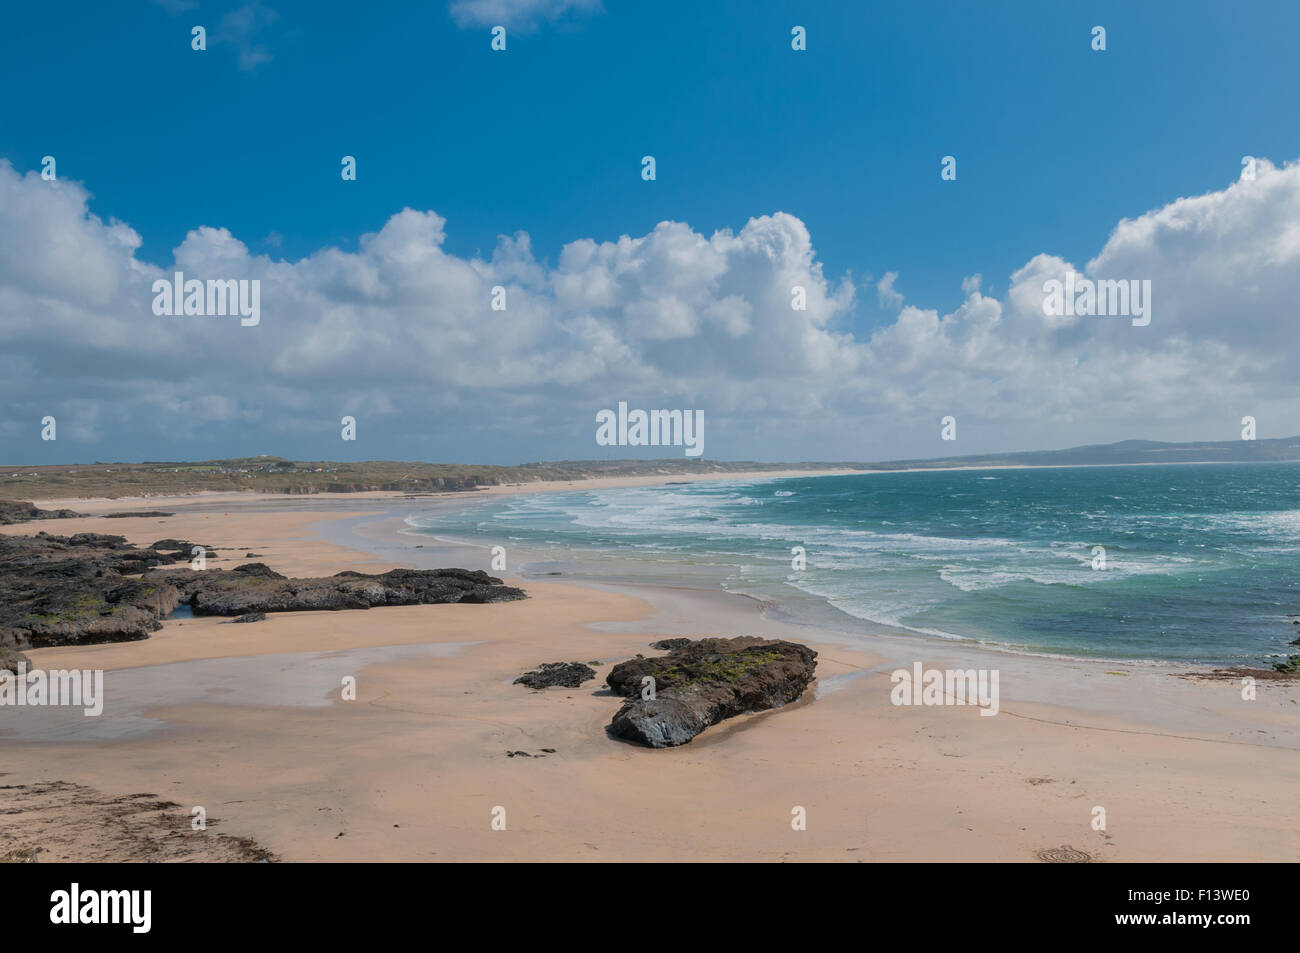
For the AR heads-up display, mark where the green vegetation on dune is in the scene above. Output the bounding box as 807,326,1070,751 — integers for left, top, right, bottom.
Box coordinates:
0,457,847,500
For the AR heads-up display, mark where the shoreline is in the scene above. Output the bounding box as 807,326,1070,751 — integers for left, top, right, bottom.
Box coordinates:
18,471,1297,675
391,518,1207,672
374,484,1284,674
1,483,1297,861
346,509,1293,734
27,461,1298,668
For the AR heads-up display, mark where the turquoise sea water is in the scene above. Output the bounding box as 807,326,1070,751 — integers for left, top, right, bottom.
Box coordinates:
407,464,1300,665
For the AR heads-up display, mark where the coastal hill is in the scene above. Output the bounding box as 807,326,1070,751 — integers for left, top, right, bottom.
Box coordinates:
4,436,1299,498
864,435,1300,470
0,457,837,499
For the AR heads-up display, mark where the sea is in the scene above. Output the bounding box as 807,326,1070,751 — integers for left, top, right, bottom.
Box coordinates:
405,463,1300,666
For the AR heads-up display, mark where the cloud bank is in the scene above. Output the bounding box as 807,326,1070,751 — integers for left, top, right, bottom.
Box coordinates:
1,158,1297,462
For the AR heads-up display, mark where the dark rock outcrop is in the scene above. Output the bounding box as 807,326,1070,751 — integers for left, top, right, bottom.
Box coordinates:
514,661,597,689
227,612,267,624
150,539,212,557
148,564,524,616
605,637,817,747
0,500,83,524
649,638,692,651
0,532,525,650
103,511,175,518
0,532,183,648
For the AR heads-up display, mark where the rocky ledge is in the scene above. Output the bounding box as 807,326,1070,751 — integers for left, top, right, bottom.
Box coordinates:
0,499,84,525
0,532,191,649
147,563,524,615
605,637,817,747
0,531,525,652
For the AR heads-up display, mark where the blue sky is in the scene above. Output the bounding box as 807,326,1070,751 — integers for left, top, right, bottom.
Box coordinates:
7,0,1295,328
2,0,1299,464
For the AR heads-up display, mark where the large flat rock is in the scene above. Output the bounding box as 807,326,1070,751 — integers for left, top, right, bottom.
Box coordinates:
605,637,817,747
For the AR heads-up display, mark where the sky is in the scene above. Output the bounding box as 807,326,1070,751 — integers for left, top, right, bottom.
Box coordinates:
1,0,1299,465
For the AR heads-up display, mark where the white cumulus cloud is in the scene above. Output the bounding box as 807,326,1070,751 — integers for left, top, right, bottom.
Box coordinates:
1,157,1299,462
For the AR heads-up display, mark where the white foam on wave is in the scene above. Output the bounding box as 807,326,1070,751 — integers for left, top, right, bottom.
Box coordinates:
1210,508,1300,539
783,575,966,640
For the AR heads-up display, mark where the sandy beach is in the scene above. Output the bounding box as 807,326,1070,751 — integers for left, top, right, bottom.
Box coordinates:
1,476,1297,862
